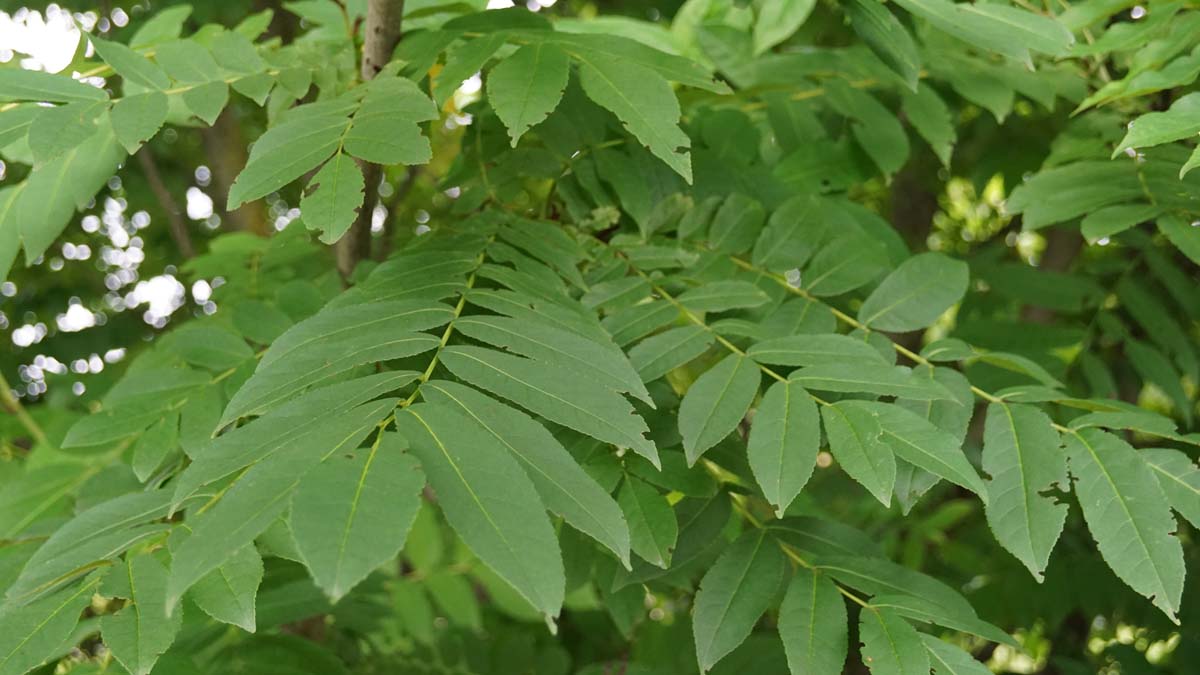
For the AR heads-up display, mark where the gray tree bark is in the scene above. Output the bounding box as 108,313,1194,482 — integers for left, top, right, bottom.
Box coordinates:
335,0,406,282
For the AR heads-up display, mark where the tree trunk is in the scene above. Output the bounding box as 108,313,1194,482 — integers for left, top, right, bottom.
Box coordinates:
1020,225,1083,324
335,0,405,282
136,147,195,259
202,108,270,236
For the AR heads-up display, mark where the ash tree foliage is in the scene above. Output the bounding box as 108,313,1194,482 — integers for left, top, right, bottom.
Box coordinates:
3,0,1200,673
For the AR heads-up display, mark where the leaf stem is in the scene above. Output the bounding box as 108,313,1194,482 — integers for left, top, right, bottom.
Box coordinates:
725,482,869,607
727,256,1074,432
619,254,787,382
0,371,50,448
397,239,492,411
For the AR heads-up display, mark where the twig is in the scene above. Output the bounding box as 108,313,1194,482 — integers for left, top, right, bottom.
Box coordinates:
0,371,50,449
336,0,406,282
136,146,195,259
376,166,420,261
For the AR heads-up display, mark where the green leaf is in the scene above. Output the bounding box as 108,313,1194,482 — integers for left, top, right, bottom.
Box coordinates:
678,281,770,312
604,300,678,346
891,0,1072,64
300,151,365,244
902,85,954,166
111,91,169,153
981,402,1067,581
0,106,38,148
679,354,761,465
803,234,890,296
0,577,98,675
583,277,650,311
170,325,254,371
816,554,976,617
17,118,125,264
976,351,1064,388
629,326,714,383
210,29,266,74
439,345,660,467
847,0,921,91
1070,409,1179,439
28,102,104,165
868,594,1015,646
1115,92,1200,155
708,193,766,254
426,572,483,630
1143,448,1200,529
617,475,678,569
770,516,885,559
858,252,969,332
1066,429,1185,622
858,607,931,675
861,401,988,500
753,0,817,55
130,5,191,48
692,530,788,672
1126,339,1192,425
91,37,170,90
1157,214,1200,267
824,81,910,176
540,31,727,94
751,194,826,272
0,187,22,281
344,77,438,165
898,366,972,447
227,111,349,209
454,314,652,404
748,380,819,517
222,300,451,423
154,39,222,83
184,78,232,123
488,42,570,146
132,414,179,482
778,567,848,675
499,217,589,288
101,555,183,675
422,380,631,568
396,403,565,623
6,489,173,603
1005,161,1143,230
748,334,890,367
679,195,723,240
63,386,198,448
1077,204,1149,259
790,363,952,400
434,33,507,105
577,57,692,182
0,68,108,103
628,450,718,498
187,543,263,632
291,432,424,601
391,578,435,643
469,288,609,342
822,401,896,506
177,373,412,500
1116,276,1196,382
167,399,394,610
922,635,992,675
1181,146,1200,179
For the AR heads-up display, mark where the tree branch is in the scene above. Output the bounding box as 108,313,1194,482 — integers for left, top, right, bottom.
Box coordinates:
0,371,50,449
336,0,405,282
201,108,271,236
136,146,196,259
376,166,420,261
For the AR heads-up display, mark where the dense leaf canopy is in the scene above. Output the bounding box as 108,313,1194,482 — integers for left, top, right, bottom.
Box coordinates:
1,0,1199,673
